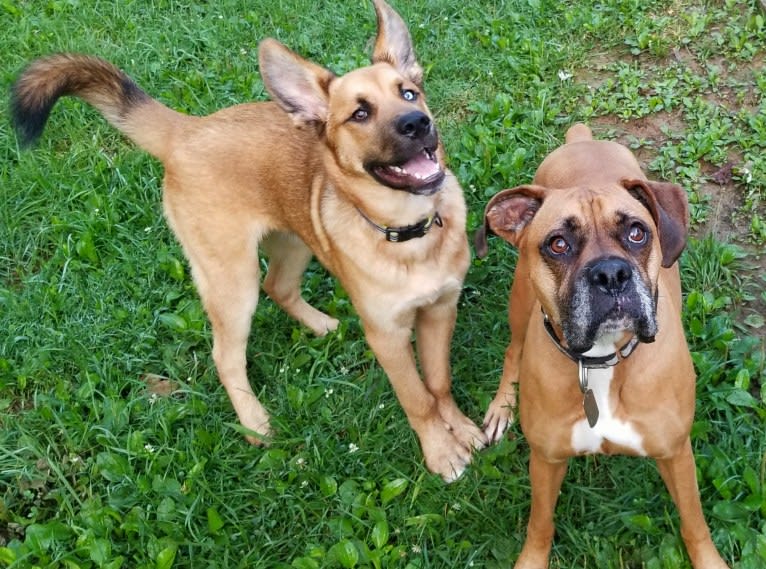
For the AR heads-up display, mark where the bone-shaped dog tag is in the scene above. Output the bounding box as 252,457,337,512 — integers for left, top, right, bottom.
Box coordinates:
583,389,599,428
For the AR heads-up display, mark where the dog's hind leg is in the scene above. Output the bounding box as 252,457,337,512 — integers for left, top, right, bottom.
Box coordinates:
166,200,272,444
262,231,339,336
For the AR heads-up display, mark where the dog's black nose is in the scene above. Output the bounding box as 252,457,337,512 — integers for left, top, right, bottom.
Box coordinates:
396,111,431,139
588,257,632,294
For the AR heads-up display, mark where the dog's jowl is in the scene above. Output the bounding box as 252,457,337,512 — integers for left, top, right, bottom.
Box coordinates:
11,0,487,481
476,124,729,568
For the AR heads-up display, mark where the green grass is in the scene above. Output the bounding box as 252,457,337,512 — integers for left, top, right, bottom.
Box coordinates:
1,0,764,568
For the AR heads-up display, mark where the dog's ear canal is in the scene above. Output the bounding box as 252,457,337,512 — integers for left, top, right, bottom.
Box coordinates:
371,0,424,87
258,38,336,127
623,179,689,268
474,186,548,258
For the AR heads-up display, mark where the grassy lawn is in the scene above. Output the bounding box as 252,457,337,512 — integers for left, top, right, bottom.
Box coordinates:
1,0,764,567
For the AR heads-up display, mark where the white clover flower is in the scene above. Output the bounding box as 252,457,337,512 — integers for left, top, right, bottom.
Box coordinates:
558,70,573,81
348,443,359,453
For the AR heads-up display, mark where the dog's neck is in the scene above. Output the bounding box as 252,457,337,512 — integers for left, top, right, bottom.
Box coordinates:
540,308,639,369
356,207,442,242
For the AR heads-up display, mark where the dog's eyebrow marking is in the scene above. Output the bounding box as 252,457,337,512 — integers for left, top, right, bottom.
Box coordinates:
563,216,580,232
353,97,374,113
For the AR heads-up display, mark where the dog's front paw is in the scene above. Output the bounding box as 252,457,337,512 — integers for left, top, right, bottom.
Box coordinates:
438,402,488,452
310,314,339,337
514,548,551,569
419,419,480,483
483,395,515,444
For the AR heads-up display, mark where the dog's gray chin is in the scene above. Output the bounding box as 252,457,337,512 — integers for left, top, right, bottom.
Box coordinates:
565,314,657,355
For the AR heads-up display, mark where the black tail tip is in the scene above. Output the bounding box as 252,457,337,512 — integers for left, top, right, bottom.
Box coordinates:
9,90,49,147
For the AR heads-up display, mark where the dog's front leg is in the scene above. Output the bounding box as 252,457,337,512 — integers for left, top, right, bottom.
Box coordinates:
364,320,474,482
416,296,487,454
655,440,730,569
515,450,568,569
484,254,533,443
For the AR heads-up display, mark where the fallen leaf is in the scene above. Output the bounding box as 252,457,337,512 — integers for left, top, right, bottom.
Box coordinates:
141,373,179,397
710,162,734,185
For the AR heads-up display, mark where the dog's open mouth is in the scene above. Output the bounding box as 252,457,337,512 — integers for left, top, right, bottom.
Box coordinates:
368,148,445,195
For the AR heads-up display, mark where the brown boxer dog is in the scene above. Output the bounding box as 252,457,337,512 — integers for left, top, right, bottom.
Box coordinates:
475,124,728,568
11,0,487,481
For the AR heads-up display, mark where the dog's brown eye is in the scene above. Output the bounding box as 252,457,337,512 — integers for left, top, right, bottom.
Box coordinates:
401,88,417,102
548,236,570,255
628,223,647,244
351,108,369,122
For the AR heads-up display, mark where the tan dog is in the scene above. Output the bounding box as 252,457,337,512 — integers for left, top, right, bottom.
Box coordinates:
475,124,728,567
11,0,486,481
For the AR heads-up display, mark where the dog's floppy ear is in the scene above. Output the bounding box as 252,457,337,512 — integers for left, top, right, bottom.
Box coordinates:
622,179,689,268
474,185,549,258
258,38,336,127
371,0,423,87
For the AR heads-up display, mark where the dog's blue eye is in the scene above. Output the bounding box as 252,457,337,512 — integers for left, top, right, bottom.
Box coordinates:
401,89,417,102
351,108,369,122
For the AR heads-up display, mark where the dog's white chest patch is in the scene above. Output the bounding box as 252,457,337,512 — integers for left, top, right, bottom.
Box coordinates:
570,366,646,456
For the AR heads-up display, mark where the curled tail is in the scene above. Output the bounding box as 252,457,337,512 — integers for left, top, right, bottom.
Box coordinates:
11,53,183,162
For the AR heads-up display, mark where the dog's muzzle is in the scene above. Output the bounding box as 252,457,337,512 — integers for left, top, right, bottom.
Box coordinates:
562,256,658,353
365,111,445,195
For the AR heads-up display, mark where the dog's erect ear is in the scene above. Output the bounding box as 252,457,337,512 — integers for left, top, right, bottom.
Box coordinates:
258,38,336,127
371,0,423,86
474,185,549,258
623,179,689,268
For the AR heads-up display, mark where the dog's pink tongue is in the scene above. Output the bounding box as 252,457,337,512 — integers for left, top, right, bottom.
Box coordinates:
402,152,440,179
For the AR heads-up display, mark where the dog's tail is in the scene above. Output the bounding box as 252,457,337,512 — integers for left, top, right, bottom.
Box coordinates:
11,53,184,162
564,123,593,144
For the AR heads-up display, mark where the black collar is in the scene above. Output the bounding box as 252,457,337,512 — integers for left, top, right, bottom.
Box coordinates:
356,207,443,243
541,309,639,369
